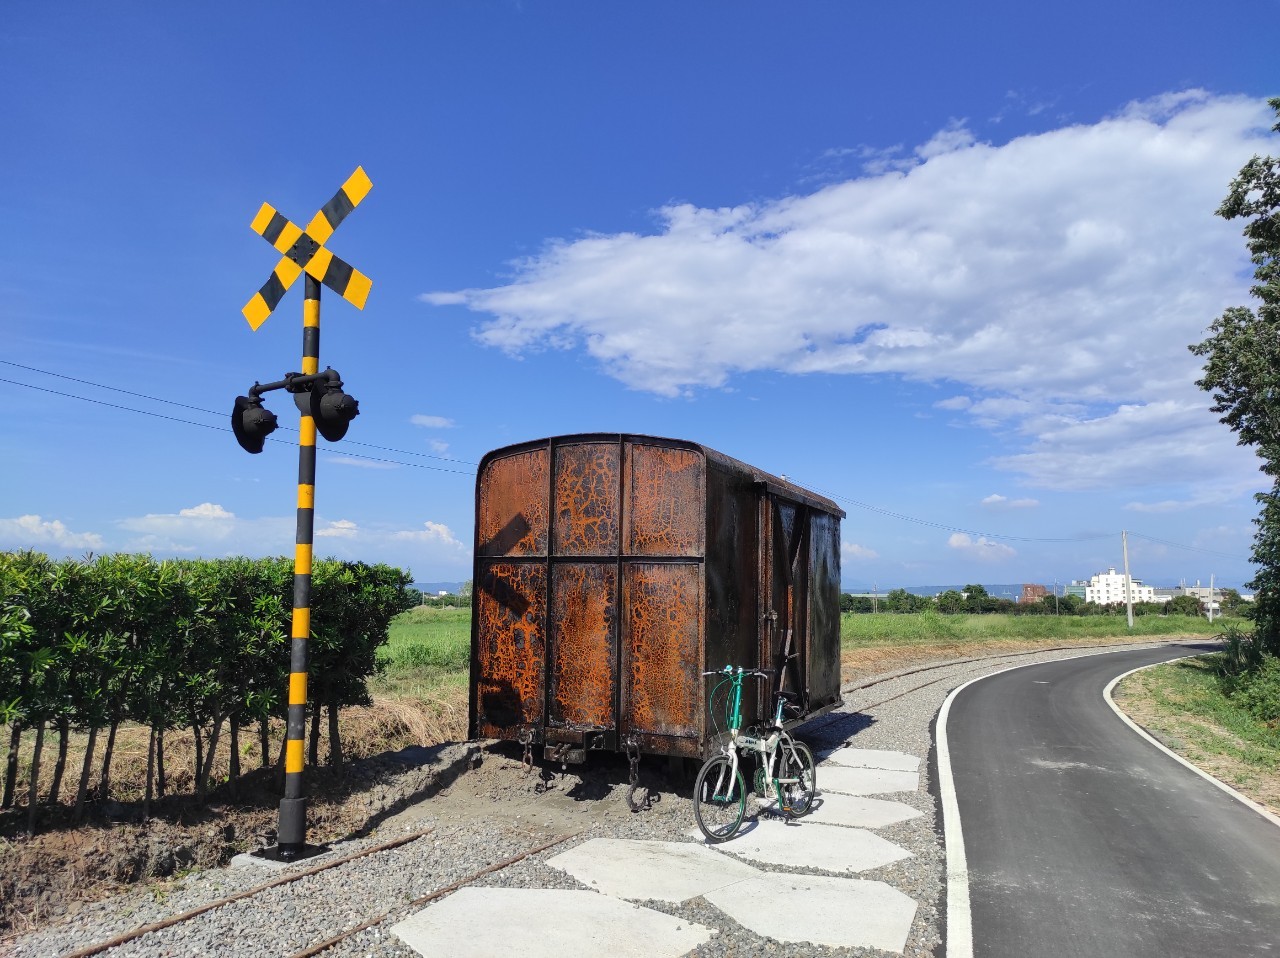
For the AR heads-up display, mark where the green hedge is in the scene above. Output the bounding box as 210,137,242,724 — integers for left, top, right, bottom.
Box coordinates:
0,551,415,824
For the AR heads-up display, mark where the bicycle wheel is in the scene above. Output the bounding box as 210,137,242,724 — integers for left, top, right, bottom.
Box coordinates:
778,738,817,818
693,754,746,842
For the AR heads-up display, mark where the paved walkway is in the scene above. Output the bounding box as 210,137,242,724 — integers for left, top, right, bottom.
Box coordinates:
391,746,925,956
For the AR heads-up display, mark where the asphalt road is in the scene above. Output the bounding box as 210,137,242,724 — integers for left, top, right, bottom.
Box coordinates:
945,643,1280,958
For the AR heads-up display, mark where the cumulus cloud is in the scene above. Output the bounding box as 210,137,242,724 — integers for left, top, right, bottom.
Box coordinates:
411,415,455,428
117,502,266,553
981,494,1039,510
842,541,879,561
947,532,1017,560
393,521,467,551
0,515,104,550
179,503,234,520
423,91,1275,492
315,519,359,538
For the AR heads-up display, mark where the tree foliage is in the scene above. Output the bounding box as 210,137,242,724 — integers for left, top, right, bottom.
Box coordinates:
1189,97,1280,656
0,552,416,824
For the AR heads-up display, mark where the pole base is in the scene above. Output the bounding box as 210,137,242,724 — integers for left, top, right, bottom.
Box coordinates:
277,796,308,860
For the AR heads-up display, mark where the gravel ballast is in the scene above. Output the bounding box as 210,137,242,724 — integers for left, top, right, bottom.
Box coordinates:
7,641,1177,958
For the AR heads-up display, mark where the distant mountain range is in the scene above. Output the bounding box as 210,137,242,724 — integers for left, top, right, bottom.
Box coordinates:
414,581,468,596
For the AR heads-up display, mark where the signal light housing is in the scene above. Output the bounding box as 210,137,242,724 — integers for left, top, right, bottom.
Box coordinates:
232,395,279,454
309,376,360,442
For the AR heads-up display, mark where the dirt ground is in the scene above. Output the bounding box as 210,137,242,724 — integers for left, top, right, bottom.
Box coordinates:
0,636,1228,941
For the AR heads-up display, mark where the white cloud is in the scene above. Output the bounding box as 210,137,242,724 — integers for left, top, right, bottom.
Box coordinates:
410,414,456,429
842,541,879,561
393,521,467,551
947,532,1017,560
981,494,1039,510
424,91,1276,492
0,515,104,550
178,502,234,520
315,519,359,539
117,502,271,553
428,440,450,454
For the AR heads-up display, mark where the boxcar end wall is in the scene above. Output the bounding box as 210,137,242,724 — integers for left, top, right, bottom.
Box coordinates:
469,434,844,762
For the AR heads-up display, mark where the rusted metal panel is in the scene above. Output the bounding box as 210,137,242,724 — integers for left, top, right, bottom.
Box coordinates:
549,562,617,730
477,448,549,557
474,562,546,737
553,443,620,556
622,562,702,741
624,444,705,557
471,434,845,762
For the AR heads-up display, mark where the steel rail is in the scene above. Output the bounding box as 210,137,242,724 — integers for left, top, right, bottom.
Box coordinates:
61,827,436,958
287,830,583,958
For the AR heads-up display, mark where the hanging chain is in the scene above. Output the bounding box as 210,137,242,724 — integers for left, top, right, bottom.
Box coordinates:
517,727,533,774
625,735,648,812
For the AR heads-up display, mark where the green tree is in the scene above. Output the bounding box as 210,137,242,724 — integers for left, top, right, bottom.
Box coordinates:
1190,97,1280,656
1166,594,1204,616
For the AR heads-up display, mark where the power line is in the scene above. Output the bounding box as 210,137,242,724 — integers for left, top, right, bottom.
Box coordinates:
1126,531,1250,562
0,364,1256,561
1,378,475,476
0,360,478,467
797,481,1115,544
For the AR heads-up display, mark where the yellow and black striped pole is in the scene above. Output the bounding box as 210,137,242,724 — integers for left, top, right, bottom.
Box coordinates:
278,273,321,860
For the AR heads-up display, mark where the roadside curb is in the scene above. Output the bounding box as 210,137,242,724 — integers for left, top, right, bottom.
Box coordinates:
1104,658,1280,830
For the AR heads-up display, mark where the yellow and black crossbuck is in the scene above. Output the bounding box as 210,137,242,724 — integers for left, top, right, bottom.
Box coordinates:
241,167,373,330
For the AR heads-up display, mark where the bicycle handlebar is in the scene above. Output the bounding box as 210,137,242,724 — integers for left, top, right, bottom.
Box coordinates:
701,666,775,678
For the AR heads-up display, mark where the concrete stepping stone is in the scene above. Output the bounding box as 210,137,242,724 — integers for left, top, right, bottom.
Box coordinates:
809,792,924,829
704,873,918,953
819,747,920,772
547,838,760,903
390,886,715,958
694,819,912,873
820,765,920,796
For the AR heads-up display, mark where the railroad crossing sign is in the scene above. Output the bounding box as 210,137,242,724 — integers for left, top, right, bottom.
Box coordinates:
241,166,374,330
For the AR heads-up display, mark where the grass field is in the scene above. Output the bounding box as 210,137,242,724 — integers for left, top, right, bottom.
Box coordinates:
1114,654,1280,814
840,611,1237,648
379,607,1237,687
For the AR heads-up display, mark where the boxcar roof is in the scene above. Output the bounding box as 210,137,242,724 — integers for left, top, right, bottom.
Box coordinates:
477,433,845,519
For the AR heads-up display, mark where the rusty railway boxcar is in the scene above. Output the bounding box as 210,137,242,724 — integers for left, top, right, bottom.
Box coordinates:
469,434,845,764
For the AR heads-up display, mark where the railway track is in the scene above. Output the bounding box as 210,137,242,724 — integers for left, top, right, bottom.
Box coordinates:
62,829,582,958
55,637,1203,958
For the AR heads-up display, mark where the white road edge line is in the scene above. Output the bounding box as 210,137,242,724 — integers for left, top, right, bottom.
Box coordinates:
936,642,1184,958
1104,658,1280,830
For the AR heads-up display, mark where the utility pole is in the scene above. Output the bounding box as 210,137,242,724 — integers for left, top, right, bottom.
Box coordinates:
873,582,878,614
1053,579,1059,615
1208,572,1215,623
1122,530,1134,630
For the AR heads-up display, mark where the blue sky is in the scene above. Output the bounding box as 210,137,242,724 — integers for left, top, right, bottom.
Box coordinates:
1,2,1276,591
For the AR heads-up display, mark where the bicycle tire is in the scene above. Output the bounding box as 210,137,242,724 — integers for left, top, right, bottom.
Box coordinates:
778,739,817,818
693,754,746,842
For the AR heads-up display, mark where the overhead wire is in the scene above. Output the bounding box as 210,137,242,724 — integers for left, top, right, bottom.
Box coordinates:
0,361,1255,561
0,359,478,468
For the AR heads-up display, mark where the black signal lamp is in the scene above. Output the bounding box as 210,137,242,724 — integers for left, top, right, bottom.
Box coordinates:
310,375,360,442
232,394,279,454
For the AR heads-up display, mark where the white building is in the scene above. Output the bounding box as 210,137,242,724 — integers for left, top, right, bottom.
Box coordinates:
1084,567,1155,605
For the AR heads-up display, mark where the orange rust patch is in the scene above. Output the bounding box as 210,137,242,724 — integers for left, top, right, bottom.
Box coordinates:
477,449,549,556
624,445,705,557
475,562,546,736
554,443,620,555
549,563,617,729
623,563,701,738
